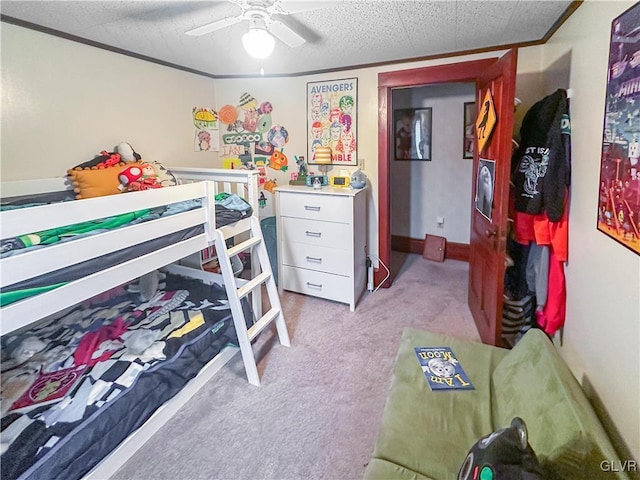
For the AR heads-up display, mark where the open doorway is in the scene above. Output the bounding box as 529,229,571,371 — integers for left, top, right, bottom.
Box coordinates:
377,51,518,346
389,82,476,281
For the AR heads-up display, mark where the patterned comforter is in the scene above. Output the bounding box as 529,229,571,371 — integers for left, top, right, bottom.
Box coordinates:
0,272,246,480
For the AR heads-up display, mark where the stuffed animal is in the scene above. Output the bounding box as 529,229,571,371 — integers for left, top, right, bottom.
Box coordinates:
71,143,139,171
129,163,162,191
116,142,142,162
350,169,367,189
96,150,122,168
118,163,162,192
117,165,144,191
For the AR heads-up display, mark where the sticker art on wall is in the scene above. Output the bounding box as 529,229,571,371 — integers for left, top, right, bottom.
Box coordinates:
217,92,291,213
193,107,219,152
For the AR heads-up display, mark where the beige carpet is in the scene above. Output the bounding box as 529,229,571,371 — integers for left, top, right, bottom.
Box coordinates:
112,253,480,480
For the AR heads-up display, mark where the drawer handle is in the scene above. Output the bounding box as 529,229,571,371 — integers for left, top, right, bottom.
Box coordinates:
305,231,322,237
304,205,321,211
306,282,323,289
306,256,322,263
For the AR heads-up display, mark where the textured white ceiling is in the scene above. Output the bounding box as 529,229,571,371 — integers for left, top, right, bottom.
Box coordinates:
0,0,577,77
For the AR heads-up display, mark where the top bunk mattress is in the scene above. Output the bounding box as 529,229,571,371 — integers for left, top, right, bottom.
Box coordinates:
0,184,253,308
1,190,253,260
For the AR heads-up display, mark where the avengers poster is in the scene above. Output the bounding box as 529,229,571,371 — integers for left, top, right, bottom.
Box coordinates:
307,78,358,165
598,2,640,255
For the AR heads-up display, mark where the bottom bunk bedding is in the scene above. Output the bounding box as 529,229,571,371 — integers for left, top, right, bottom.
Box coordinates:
0,272,250,480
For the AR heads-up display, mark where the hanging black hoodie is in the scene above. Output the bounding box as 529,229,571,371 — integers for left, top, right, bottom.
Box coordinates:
512,89,571,221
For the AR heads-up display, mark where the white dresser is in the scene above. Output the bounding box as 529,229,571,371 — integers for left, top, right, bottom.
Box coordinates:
275,185,367,311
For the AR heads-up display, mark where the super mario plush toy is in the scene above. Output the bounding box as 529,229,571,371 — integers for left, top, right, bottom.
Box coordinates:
119,163,162,192
118,165,144,191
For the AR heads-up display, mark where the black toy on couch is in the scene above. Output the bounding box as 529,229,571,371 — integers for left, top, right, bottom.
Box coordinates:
458,417,545,480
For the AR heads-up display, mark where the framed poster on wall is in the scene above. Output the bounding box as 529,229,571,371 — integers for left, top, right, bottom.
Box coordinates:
393,108,432,161
463,102,476,159
307,78,358,166
597,2,640,255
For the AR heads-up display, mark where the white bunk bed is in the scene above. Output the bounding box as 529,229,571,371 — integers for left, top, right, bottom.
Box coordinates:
0,168,289,480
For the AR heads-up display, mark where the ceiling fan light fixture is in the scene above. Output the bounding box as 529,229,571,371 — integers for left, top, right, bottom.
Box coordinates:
242,27,275,59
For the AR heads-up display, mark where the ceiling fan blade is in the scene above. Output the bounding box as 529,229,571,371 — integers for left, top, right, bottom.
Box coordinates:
269,19,306,47
277,1,334,14
185,16,243,36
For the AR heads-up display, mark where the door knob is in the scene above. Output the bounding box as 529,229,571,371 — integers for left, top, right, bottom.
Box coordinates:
485,228,498,238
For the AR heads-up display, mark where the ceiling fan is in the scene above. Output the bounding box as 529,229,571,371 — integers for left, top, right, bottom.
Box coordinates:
185,0,313,50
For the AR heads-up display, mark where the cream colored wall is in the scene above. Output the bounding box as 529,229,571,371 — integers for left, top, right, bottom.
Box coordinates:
215,72,383,243
3,6,637,459
530,0,640,459
215,51,507,257
1,22,503,254
1,23,219,180
213,78,310,219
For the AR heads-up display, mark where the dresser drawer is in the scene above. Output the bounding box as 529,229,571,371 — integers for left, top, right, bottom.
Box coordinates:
281,266,351,304
281,242,352,276
278,191,352,224
281,217,350,248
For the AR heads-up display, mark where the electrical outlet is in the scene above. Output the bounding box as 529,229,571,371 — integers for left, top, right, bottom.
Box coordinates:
358,158,365,170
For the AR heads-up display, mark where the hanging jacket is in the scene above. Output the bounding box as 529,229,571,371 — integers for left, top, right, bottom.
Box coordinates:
514,194,570,262
512,89,571,221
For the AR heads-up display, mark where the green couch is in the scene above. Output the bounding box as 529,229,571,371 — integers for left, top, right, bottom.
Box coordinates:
364,328,629,480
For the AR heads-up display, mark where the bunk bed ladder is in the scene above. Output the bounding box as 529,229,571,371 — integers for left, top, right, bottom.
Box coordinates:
213,216,290,386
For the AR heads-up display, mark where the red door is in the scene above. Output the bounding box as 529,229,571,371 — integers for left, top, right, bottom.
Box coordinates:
468,50,518,346
378,50,517,346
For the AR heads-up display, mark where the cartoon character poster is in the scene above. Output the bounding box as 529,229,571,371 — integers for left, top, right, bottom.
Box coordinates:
307,78,358,166
597,3,640,255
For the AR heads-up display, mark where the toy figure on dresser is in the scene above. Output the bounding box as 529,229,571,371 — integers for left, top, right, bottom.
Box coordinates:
350,169,367,189
305,174,328,188
289,155,308,185
296,155,308,176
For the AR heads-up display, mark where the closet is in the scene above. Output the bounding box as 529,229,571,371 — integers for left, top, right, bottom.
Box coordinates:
503,89,571,346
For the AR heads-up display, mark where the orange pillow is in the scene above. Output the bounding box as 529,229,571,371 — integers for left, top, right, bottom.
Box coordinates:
68,162,143,199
